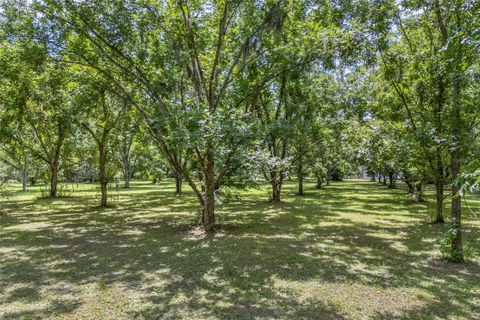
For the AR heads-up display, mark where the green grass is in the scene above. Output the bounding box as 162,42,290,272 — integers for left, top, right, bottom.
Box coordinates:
1,179,479,319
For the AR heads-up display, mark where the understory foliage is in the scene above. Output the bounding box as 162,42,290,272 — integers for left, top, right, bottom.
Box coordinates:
437,220,474,263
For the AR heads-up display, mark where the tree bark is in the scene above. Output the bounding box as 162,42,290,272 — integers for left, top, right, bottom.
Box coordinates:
124,168,130,189
316,176,322,189
21,165,28,192
434,151,445,223
99,143,108,207
174,170,182,195
50,161,58,197
119,135,133,189
202,143,215,231
271,180,282,202
450,74,463,261
388,173,395,188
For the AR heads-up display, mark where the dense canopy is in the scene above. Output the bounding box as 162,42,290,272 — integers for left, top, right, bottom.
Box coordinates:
0,0,479,318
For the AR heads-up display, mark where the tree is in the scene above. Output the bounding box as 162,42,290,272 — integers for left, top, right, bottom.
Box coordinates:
27,0,324,229
366,0,480,260
72,73,125,207
115,111,140,189
0,39,70,197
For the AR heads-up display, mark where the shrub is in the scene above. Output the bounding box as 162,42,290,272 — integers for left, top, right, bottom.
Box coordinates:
437,220,474,262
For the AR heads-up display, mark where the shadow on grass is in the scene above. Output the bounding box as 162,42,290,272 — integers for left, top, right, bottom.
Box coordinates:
0,180,479,319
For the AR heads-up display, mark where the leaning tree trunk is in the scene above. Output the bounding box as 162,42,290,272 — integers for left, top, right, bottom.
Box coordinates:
202,143,215,231
99,144,108,207
414,181,426,203
49,161,58,197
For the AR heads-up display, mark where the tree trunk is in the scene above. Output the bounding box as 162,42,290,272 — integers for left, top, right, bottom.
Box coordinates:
382,176,387,185
202,144,215,231
174,170,182,195
450,74,463,261
99,144,108,207
50,161,58,197
21,166,28,192
406,180,414,194
124,168,130,188
297,158,304,195
271,179,282,202
316,176,322,189
388,173,395,188
414,181,426,203
434,151,445,223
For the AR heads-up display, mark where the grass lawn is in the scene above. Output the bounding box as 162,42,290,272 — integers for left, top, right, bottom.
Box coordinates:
1,179,479,319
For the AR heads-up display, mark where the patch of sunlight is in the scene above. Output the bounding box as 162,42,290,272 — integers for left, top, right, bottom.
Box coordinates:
348,263,394,280
318,220,354,227
143,207,170,213
272,276,433,319
122,229,145,236
238,233,297,240
5,221,52,231
0,247,16,253
54,283,142,320
390,241,409,252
